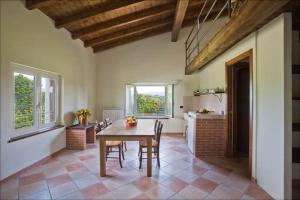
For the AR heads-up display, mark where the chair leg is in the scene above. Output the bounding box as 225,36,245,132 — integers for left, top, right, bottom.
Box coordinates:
124,141,127,151
122,148,125,160
106,146,108,155
138,145,141,157
118,145,123,168
157,149,160,168
139,148,143,169
106,146,109,161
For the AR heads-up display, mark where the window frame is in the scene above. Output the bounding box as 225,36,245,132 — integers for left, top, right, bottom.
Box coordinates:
39,75,59,129
9,63,60,138
125,83,174,118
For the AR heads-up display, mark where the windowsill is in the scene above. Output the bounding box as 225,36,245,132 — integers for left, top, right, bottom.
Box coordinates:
8,125,65,143
135,116,170,119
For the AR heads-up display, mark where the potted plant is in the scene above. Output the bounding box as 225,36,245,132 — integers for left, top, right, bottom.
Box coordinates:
77,108,91,126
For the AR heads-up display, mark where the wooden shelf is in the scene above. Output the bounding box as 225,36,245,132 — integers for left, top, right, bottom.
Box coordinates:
293,123,300,132
293,97,300,100
293,65,300,74
293,147,300,163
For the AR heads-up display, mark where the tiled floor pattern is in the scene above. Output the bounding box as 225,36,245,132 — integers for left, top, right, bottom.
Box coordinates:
0,136,274,200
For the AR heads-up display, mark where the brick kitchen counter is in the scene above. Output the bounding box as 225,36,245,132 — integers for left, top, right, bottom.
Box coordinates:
193,113,227,158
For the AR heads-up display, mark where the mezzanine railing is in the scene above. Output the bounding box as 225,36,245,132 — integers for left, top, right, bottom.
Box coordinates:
185,0,232,67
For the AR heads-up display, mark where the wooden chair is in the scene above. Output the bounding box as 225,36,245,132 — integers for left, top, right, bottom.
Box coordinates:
95,121,106,134
98,119,124,168
99,121,106,130
104,118,127,151
138,119,159,156
105,141,125,168
138,122,163,169
154,119,159,134
104,118,112,127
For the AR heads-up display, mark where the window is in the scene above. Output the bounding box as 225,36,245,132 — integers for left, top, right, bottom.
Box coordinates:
40,77,56,125
13,73,35,129
10,63,60,137
125,84,173,118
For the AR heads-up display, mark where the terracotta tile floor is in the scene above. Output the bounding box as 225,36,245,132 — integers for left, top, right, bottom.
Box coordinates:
0,135,274,200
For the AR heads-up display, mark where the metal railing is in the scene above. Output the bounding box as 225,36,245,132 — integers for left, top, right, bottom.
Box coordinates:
185,0,232,67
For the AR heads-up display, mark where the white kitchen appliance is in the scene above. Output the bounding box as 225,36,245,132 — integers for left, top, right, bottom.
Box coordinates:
187,112,196,153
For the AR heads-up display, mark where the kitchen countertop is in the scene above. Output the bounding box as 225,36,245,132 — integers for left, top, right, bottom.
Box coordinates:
188,111,226,119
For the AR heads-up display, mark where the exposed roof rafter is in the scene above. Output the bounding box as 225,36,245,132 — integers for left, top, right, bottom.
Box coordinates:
24,0,230,52
93,18,198,53
85,18,173,47
55,0,145,28
71,2,176,39
171,0,189,42
26,0,55,10
84,9,203,47
71,1,204,40
84,4,225,48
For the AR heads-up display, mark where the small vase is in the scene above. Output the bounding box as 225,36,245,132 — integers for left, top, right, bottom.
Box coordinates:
79,116,88,126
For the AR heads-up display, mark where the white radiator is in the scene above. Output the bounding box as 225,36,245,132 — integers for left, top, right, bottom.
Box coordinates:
102,108,124,122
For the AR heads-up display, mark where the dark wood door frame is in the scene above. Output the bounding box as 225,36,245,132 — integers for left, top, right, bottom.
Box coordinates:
225,49,253,179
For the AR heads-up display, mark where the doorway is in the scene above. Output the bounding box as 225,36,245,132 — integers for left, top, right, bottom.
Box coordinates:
226,49,253,179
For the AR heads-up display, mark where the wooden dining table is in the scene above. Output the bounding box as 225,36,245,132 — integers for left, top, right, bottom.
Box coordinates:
97,119,155,177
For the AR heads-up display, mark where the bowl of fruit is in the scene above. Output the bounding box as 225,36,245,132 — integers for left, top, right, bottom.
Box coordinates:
125,116,137,127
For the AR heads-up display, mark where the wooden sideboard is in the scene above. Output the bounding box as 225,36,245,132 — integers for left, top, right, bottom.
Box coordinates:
66,124,96,150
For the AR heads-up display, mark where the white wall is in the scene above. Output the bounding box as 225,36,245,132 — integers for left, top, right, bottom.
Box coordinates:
194,14,292,199
256,14,292,199
0,1,97,179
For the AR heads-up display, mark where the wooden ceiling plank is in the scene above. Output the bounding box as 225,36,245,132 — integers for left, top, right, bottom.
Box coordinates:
84,17,174,47
93,18,196,53
93,27,172,52
72,1,204,40
71,3,177,39
171,0,189,42
185,0,291,75
84,7,222,48
26,0,55,10
55,0,145,29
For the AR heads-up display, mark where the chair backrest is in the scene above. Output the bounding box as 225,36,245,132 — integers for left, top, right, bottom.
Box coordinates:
154,120,161,141
99,121,106,130
156,123,163,148
104,118,112,126
154,119,159,133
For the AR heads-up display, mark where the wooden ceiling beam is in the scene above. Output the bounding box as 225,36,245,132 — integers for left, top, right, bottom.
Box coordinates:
55,0,145,29
84,5,224,47
93,27,172,52
185,0,291,75
25,0,55,10
84,11,200,47
71,3,176,39
93,18,196,53
72,1,203,40
85,17,173,47
171,0,189,42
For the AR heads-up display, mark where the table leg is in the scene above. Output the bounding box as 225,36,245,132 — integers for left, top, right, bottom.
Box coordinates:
147,137,152,177
99,137,106,177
